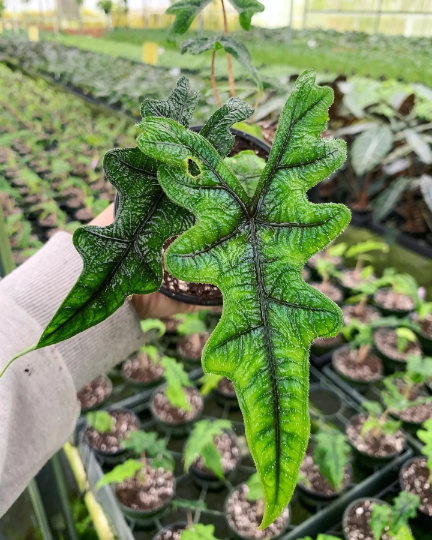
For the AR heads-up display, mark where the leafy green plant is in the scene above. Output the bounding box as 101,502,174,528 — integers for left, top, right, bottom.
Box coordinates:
312,426,350,491
382,272,432,322
344,241,389,282
199,373,223,396
361,401,401,439
370,491,419,540
86,411,114,432
161,356,192,411
395,327,418,353
184,419,232,478
180,523,220,540
417,418,432,480
176,313,207,335
5,72,350,527
166,0,264,105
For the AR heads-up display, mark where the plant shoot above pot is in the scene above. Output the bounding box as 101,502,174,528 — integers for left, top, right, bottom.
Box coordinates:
341,240,388,290
5,72,351,527
370,492,419,540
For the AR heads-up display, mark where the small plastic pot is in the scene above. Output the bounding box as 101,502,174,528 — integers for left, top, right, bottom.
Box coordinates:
79,375,113,413
331,345,384,393
120,357,164,391
309,383,343,421
152,522,187,540
342,497,388,540
188,429,240,491
114,128,271,307
373,288,414,318
297,463,353,510
373,328,413,373
399,457,432,521
150,384,204,438
416,327,432,356
85,407,140,466
224,485,290,540
115,477,176,528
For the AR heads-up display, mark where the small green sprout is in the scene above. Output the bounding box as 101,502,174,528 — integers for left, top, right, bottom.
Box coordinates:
140,318,166,338
95,459,143,491
316,257,343,292
175,313,207,336
199,373,223,396
361,401,401,439
246,473,265,520
180,524,220,540
184,419,232,479
86,411,114,433
313,426,350,491
371,491,419,540
344,241,389,280
161,356,192,411
395,327,418,353
139,344,159,365
382,271,432,321
417,418,432,481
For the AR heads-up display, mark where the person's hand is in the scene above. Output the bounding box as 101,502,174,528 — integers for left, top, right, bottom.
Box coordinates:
90,203,204,319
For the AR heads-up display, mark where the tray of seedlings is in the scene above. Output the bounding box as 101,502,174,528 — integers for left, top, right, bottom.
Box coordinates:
73,329,414,540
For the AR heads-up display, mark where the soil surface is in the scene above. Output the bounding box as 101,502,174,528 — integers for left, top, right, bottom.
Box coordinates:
116,464,175,512
226,484,289,539
77,376,112,410
401,458,432,516
340,270,376,290
345,500,393,540
374,328,421,361
154,528,185,540
334,347,383,382
375,289,415,312
152,387,203,425
162,238,222,304
217,377,236,396
177,332,210,361
160,316,183,334
347,414,405,458
84,410,139,453
420,315,432,339
342,304,381,325
299,449,351,496
390,379,432,423
193,431,240,476
121,352,163,384
312,334,344,351
308,252,343,270
311,282,343,304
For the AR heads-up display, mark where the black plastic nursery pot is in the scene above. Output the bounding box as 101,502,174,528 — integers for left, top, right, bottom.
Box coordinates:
341,497,388,540
331,345,384,393
78,375,113,413
297,463,353,510
120,353,164,391
399,457,432,521
151,522,187,540
372,328,421,373
113,127,271,308
373,288,414,318
309,382,343,420
150,383,204,438
416,326,432,356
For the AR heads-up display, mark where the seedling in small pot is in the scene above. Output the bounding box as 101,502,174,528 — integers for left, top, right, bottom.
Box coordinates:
176,313,210,365
374,322,422,370
95,429,175,519
122,343,164,388
346,273,392,321
308,241,347,272
6,72,351,527
199,373,224,396
311,257,344,305
184,419,239,486
298,425,351,500
370,491,419,540
341,241,389,292
87,410,115,433
77,375,112,412
373,270,417,315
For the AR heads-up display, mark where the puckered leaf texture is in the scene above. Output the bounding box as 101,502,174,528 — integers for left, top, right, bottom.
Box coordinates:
230,0,265,30
137,70,351,527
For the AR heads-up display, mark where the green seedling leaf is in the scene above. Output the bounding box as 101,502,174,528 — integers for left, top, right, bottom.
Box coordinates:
161,356,192,411
199,373,223,396
313,428,350,491
351,125,393,175
361,415,383,436
138,70,350,528
230,0,265,30
141,319,167,338
166,0,212,38
184,419,232,479
152,456,175,472
371,503,391,540
121,430,173,469
173,499,207,511
381,418,402,435
95,459,143,491
200,99,254,158
247,472,264,502
391,491,420,534
406,354,432,384
395,327,417,353
87,411,114,433
362,400,383,416
180,524,219,540
176,313,207,335
382,378,410,412
327,242,347,257
141,344,159,364
233,122,263,140
225,150,267,198
181,36,261,88
417,418,432,479
345,241,389,259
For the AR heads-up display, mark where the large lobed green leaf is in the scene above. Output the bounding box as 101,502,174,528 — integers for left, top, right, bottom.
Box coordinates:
137,70,350,527
229,0,265,30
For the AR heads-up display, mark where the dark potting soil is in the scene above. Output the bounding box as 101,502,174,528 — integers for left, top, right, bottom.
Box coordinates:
311,282,343,303
162,238,222,304
193,431,240,475
122,352,163,383
77,376,112,410
342,304,381,325
152,387,203,425
299,449,351,496
420,315,432,339
345,500,393,540
334,348,383,382
374,328,422,361
375,289,415,312
346,414,405,458
308,252,343,270
177,332,210,361
391,379,432,423
115,464,175,512
154,527,185,540
160,316,183,334
217,377,236,396
226,484,289,540
312,334,344,350
84,410,139,453
340,270,376,291
401,458,432,516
